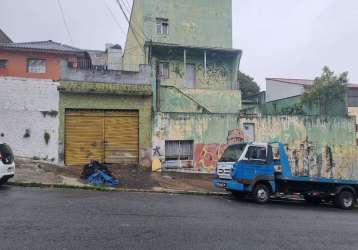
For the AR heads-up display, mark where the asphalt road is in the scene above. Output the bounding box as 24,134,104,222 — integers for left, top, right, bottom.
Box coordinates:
0,186,357,250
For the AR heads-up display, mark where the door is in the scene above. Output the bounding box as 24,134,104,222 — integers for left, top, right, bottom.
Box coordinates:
65,110,139,166
65,110,104,166
243,123,255,141
104,111,139,165
236,145,274,181
185,64,196,88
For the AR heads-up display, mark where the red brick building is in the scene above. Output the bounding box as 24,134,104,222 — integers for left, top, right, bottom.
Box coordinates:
0,40,87,80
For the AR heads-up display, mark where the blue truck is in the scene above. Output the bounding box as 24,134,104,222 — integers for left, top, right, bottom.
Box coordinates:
214,142,358,209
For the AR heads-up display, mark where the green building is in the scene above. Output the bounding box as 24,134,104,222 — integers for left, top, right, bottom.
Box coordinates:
123,0,242,114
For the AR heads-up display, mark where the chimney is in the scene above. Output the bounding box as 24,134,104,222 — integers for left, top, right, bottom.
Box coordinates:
106,44,122,71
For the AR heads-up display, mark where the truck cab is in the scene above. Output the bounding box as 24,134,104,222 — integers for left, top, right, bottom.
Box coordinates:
214,142,358,209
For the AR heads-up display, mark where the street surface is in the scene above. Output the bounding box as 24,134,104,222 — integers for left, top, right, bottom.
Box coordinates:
0,186,357,250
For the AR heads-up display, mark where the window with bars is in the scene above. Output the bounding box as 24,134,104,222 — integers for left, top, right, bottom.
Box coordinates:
156,18,169,35
27,59,46,73
0,59,8,69
165,140,194,161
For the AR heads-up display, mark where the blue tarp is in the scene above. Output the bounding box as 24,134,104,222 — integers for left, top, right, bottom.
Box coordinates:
87,171,120,187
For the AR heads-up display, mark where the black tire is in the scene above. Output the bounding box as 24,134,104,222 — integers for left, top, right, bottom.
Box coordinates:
230,190,247,200
253,184,270,204
0,177,8,186
335,191,355,210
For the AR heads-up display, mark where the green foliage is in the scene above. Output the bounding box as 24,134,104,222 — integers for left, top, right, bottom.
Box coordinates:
301,66,347,115
238,71,260,98
278,103,305,115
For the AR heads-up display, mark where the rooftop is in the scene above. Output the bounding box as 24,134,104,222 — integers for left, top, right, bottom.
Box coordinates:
0,40,85,54
0,28,12,43
267,78,358,88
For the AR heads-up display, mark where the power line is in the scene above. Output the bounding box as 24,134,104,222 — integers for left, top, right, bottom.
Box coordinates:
115,0,144,51
121,0,147,40
56,0,74,45
104,0,127,34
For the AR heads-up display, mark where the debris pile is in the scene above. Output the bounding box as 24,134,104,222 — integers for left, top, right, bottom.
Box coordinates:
81,161,119,187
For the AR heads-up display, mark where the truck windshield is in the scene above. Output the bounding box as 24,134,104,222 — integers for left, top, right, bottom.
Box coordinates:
219,144,247,162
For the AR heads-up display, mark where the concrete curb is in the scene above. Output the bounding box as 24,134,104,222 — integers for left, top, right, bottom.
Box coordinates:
7,181,228,197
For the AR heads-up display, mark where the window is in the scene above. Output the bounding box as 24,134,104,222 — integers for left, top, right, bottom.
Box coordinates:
0,59,7,69
219,143,247,163
165,140,193,161
245,146,267,162
27,59,46,73
156,18,169,35
159,62,169,79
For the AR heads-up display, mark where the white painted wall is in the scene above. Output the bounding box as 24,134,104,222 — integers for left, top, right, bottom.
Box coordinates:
0,77,59,162
266,79,305,102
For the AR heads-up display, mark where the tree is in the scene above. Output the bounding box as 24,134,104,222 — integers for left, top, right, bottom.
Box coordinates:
238,71,260,98
301,66,348,115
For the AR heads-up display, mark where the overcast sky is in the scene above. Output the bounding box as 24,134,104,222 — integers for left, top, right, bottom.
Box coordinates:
1,0,357,88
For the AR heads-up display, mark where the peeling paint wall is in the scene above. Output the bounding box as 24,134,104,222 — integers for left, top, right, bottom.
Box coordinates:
143,0,232,48
153,113,358,178
0,77,59,162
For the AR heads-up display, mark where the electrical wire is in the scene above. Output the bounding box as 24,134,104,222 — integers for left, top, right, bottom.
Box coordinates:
104,0,127,34
115,0,144,51
56,0,74,45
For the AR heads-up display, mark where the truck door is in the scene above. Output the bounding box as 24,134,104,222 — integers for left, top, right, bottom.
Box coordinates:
235,145,275,183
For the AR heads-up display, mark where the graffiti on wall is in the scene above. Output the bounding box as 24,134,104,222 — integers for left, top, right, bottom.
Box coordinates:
194,144,228,173
194,128,245,173
286,141,358,179
167,59,229,87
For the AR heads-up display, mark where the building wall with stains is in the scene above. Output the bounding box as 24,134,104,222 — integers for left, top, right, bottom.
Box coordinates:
153,113,358,178
59,90,152,167
160,86,242,113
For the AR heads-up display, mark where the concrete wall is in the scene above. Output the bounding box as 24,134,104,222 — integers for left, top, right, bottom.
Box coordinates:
266,79,305,102
0,77,59,161
60,61,151,85
153,112,358,178
348,107,358,143
160,86,242,113
59,91,152,167
143,0,232,48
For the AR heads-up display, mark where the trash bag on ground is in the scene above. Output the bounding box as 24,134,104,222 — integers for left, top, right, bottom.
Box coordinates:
87,171,120,187
80,161,120,187
80,160,113,179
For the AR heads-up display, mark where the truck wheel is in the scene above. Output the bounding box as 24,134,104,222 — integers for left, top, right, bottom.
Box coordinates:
335,191,355,210
253,184,270,204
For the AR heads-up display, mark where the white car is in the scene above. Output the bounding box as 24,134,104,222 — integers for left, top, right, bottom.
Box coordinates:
0,143,15,185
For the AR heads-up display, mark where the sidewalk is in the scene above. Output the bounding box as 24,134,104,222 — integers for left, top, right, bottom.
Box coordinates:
10,157,226,195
